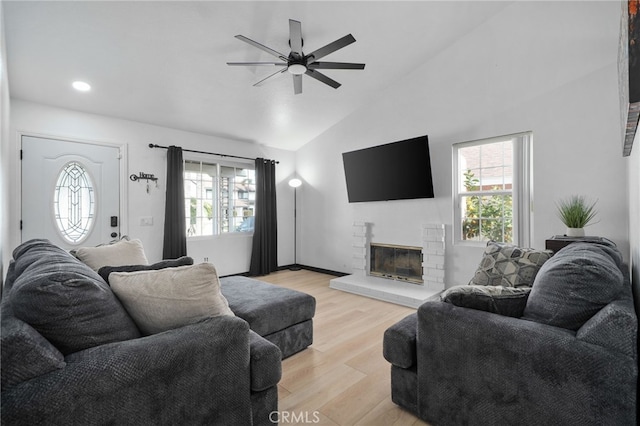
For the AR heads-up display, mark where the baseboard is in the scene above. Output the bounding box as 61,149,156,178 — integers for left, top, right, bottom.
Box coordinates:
219,271,251,278
222,265,349,279
278,264,348,277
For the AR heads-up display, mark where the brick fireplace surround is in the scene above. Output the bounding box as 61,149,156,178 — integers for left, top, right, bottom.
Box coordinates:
329,222,445,308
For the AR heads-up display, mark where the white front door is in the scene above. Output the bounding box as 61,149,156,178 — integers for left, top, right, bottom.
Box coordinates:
21,136,121,250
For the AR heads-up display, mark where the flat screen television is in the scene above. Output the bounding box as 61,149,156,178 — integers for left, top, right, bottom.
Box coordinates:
342,135,434,203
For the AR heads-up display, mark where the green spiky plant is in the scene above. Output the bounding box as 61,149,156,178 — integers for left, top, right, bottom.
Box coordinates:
556,195,598,229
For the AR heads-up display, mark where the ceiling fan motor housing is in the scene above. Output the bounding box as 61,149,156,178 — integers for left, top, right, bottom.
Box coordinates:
288,53,307,75
228,19,365,94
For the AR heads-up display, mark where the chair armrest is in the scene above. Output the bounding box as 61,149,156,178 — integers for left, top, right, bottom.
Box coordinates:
416,300,637,425
2,316,253,426
383,313,417,368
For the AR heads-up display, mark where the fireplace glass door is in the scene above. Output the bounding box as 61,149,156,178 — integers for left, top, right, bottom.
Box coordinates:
370,243,423,284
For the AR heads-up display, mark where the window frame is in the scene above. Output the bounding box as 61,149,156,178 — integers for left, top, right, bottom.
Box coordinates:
452,132,533,247
183,154,256,239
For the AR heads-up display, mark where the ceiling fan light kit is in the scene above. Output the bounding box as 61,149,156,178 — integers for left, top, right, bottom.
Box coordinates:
227,19,365,94
288,63,307,75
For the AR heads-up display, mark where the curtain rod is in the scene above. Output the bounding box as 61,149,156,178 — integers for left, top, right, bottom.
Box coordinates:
148,144,278,164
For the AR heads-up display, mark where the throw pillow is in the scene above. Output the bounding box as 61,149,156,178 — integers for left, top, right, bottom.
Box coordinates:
9,239,141,355
441,285,531,318
74,238,149,271
109,263,234,335
522,243,625,331
469,242,553,288
98,256,194,283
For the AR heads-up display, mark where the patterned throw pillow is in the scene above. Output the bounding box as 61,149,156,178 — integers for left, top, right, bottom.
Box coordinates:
469,242,553,288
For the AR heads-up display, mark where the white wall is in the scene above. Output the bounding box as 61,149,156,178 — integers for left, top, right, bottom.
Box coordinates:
8,100,296,276
0,2,10,289
296,1,629,286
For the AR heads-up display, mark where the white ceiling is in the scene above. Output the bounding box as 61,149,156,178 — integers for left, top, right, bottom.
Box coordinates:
4,1,511,151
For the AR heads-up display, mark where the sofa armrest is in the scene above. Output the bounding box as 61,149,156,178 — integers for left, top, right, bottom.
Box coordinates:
249,330,282,392
383,313,417,368
416,300,637,426
1,309,65,391
2,315,253,426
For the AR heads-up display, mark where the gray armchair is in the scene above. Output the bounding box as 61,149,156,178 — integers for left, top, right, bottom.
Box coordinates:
384,242,637,425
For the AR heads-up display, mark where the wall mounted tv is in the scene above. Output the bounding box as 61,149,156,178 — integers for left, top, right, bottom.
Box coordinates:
342,135,434,203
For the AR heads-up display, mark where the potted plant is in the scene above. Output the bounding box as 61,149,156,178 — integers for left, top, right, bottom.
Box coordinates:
556,195,598,237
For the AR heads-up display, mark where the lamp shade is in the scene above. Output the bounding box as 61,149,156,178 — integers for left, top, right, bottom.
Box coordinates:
288,178,302,188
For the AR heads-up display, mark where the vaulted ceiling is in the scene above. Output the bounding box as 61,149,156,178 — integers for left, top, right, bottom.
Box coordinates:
4,1,511,150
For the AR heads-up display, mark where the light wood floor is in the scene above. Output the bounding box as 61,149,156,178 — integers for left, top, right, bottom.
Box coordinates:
259,269,430,426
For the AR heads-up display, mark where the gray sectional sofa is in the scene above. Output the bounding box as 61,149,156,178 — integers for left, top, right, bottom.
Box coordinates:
384,241,637,425
1,239,315,425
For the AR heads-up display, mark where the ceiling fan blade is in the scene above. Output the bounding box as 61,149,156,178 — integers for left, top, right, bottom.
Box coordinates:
293,74,302,95
235,35,288,61
308,61,365,70
289,20,303,56
306,34,356,62
227,62,287,66
305,69,341,89
253,68,287,87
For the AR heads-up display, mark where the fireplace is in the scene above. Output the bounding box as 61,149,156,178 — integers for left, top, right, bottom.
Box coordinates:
330,222,444,308
370,243,423,284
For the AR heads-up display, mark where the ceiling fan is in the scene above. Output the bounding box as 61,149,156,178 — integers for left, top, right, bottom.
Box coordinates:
227,19,365,94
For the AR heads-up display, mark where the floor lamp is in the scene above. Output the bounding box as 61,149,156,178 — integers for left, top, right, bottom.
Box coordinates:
288,178,302,271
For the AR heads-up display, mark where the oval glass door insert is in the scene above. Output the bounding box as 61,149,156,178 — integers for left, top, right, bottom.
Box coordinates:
54,161,96,244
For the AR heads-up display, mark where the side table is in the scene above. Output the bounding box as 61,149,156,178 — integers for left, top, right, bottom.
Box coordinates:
544,235,608,253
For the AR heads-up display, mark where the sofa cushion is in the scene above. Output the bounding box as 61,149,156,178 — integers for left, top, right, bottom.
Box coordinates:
469,242,553,288
441,285,531,318
109,263,234,335
74,238,149,271
98,256,194,283
3,261,17,293
9,239,141,355
522,243,625,331
220,276,316,337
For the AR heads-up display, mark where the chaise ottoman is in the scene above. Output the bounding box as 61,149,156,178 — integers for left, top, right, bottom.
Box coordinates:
220,276,316,359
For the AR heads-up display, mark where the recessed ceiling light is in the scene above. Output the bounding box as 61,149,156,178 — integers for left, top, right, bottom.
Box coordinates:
72,81,91,92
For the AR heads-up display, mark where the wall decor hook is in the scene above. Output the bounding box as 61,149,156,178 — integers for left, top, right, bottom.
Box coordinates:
129,172,158,183
130,172,159,194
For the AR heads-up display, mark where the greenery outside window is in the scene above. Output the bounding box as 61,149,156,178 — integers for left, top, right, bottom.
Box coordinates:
452,132,532,246
184,159,256,237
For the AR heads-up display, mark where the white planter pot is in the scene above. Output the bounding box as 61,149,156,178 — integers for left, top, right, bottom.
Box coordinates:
566,227,585,237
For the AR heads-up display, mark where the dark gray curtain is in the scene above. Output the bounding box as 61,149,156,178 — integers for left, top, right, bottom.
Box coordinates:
162,146,187,259
249,158,278,276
